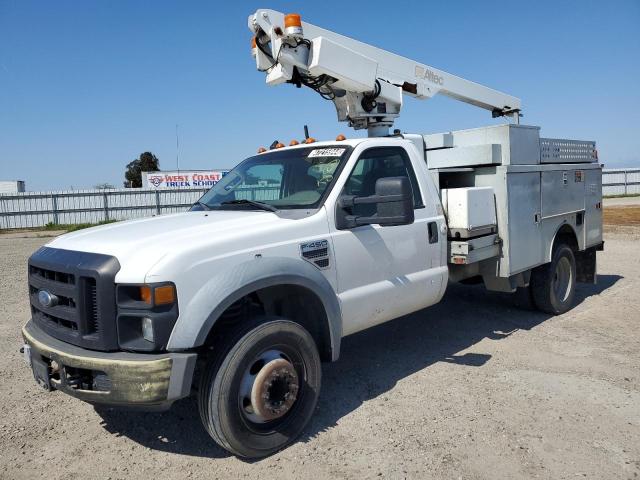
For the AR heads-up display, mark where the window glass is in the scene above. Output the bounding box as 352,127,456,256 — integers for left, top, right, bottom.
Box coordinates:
342,147,423,217
197,146,351,209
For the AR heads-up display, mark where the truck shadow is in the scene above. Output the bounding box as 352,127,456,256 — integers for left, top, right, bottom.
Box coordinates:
95,274,621,460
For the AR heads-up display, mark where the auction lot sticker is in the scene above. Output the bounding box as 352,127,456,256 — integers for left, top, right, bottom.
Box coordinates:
308,148,346,158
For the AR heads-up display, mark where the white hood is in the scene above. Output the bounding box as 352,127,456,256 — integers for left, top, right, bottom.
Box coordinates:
47,211,284,282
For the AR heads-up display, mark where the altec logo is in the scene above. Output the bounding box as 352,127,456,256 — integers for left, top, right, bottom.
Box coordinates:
415,65,444,86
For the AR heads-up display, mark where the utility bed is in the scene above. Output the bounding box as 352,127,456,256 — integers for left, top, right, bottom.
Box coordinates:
422,124,603,291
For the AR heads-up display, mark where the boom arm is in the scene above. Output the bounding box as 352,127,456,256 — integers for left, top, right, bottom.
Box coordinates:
248,9,521,136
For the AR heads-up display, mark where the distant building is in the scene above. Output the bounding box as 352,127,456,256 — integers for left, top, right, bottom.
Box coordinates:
0,180,26,194
142,170,229,189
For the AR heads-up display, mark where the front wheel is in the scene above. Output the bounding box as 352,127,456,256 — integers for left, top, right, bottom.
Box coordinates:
198,318,321,458
530,243,577,315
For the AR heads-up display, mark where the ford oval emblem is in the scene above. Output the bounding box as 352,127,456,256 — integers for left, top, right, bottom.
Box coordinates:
38,290,58,308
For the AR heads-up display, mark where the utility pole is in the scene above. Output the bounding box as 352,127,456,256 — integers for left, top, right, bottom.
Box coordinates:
176,124,180,172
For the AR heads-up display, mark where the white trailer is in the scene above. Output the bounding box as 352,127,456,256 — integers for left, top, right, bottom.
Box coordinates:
0,180,26,194
21,10,603,459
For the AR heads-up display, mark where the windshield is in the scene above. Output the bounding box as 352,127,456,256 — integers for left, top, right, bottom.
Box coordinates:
196,146,351,210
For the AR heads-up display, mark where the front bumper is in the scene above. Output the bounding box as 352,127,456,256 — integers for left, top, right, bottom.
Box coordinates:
22,320,197,410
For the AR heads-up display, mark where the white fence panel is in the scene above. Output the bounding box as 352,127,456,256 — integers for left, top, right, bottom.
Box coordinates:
602,168,640,196
0,187,209,229
1,169,638,229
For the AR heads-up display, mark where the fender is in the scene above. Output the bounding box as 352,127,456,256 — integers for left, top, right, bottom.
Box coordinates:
547,222,580,263
166,256,343,361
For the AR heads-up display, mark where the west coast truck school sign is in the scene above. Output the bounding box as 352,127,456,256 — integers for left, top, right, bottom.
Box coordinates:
143,170,229,189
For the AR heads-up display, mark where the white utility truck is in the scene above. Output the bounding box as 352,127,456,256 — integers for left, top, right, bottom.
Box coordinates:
22,10,603,458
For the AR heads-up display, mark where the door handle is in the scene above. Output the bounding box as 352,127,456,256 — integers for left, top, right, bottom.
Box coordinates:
428,221,438,244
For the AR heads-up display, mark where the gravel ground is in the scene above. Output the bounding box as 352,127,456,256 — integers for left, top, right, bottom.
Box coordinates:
0,228,638,480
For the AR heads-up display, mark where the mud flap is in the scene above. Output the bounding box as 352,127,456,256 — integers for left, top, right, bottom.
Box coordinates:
576,247,597,284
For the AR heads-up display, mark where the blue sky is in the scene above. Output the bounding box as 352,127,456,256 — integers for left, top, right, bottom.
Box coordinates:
1,0,639,191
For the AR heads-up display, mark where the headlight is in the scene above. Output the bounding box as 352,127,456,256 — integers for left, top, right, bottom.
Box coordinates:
116,282,178,352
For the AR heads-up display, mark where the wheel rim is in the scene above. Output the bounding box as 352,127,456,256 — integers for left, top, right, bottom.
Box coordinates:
238,349,301,425
552,256,573,303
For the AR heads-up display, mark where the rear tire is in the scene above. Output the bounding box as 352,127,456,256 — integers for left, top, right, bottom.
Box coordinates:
198,317,321,458
530,243,576,314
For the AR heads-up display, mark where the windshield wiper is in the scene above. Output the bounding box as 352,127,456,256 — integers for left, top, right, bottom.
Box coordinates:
193,201,211,211
220,199,278,212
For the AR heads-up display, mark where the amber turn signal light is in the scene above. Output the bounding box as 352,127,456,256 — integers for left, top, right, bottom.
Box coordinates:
289,140,299,146
140,285,152,304
304,137,316,144
139,284,176,305
336,134,346,141
257,147,267,153
154,285,176,305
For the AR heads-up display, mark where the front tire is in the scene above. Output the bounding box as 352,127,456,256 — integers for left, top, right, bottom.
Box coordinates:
198,318,321,458
530,243,577,315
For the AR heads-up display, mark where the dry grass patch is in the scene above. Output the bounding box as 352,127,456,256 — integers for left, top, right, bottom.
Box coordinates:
604,206,640,225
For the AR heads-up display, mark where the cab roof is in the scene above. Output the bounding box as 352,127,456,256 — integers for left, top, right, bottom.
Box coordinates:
256,136,413,155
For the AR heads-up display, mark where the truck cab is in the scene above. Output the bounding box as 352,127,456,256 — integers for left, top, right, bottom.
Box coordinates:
23,136,450,456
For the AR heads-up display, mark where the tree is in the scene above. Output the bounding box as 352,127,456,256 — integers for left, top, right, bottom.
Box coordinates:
124,152,160,188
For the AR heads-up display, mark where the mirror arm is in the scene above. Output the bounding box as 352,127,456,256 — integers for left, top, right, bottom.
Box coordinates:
353,194,404,205
338,195,356,209
339,194,405,209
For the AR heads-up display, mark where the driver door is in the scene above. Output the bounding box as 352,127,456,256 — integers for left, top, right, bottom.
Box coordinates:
330,146,442,336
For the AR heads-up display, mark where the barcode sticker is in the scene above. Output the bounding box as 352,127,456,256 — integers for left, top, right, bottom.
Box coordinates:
308,148,346,158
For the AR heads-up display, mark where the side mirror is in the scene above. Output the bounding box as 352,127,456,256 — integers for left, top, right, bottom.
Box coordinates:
337,176,415,229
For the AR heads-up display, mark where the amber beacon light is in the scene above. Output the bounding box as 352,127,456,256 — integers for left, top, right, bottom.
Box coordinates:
284,13,303,36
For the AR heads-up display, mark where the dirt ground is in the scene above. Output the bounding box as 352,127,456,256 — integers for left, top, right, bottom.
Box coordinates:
1,214,639,479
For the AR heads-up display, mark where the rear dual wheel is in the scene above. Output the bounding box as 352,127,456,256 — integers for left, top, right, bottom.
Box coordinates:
198,318,321,458
530,243,576,315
